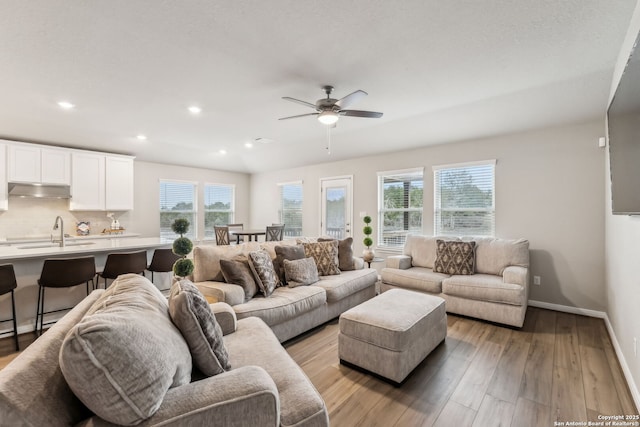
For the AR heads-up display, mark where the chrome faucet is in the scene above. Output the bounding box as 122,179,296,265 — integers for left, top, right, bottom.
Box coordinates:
52,216,65,247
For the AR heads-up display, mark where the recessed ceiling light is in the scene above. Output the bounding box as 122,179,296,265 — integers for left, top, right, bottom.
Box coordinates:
245,142,253,148
219,149,227,155
57,101,75,110
136,134,147,141
188,106,202,114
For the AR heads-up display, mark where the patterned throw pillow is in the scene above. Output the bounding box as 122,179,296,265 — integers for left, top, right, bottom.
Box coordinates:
433,240,476,275
248,249,280,297
220,256,259,302
303,240,341,276
318,237,355,271
284,257,319,287
168,279,231,377
273,245,306,285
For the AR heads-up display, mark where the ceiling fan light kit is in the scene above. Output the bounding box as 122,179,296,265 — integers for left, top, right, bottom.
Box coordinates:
318,110,339,125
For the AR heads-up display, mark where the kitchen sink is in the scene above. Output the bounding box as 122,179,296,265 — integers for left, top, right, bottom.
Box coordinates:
16,242,96,250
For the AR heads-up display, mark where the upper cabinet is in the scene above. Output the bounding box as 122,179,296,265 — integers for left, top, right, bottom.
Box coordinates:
105,156,134,211
0,143,7,210
70,153,134,211
7,143,70,185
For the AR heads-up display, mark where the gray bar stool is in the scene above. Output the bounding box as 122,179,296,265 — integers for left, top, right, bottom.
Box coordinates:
36,256,96,334
147,248,181,283
97,251,148,288
0,264,19,351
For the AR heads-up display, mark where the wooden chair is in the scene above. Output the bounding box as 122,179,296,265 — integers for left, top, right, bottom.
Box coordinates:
265,225,285,242
215,226,230,245
97,251,148,289
227,223,244,244
147,248,181,283
0,264,19,351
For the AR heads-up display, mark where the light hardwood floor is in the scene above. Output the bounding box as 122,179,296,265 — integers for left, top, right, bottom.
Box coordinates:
0,307,637,426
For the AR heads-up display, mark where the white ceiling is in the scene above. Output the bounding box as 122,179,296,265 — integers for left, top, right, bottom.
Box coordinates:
0,1,636,174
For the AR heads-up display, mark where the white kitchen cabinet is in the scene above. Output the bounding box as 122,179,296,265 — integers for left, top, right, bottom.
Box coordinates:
70,152,106,211
0,143,7,210
105,156,134,210
7,143,70,185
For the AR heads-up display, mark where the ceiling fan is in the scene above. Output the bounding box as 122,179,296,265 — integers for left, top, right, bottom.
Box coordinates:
279,85,383,125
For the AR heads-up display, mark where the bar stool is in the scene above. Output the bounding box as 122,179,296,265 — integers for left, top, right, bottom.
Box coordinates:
36,256,96,334
0,264,19,351
147,248,181,283
97,251,148,288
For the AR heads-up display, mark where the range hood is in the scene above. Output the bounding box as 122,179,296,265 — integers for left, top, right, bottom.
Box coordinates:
8,183,71,199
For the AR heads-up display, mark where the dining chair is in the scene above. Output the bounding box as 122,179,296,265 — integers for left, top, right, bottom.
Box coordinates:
215,226,230,245
147,248,182,283
36,256,96,334
265,225,285,242
0,264,19,351
227,223,244,244
97,251,148,289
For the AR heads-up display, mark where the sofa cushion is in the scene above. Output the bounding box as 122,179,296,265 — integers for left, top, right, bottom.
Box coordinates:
274,244,306,285
168,279,231,377
284,257,319,287
380,266,448,293
193,245,243,282
232,286,327,326
315,269,379,303
303,240,340,276
220,256,259,302
433,240,476,275
59,274,192,426
470,237,530,275
318,237,355,271
442,273,525,305
404,234,455,268
248,249,280,297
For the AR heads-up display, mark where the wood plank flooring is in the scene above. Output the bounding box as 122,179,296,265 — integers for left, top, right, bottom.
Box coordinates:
0,307,637,426
284,307,639,427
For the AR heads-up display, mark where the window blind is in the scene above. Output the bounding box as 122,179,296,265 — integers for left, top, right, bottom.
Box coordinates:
204,184,235,239
278,182,303,237
377,168,424,248
159,180,197,239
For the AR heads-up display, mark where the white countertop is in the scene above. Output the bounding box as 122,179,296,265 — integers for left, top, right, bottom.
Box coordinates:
0,233,141,246
0,237,172,261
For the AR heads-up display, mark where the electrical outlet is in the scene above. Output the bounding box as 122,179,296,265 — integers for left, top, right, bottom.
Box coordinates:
533,276,541,286
359,211,367,218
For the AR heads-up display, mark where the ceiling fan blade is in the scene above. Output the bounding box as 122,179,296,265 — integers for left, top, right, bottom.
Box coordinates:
335,90,368,109
278,112,319,120
340,110,383,118
282,97,317,109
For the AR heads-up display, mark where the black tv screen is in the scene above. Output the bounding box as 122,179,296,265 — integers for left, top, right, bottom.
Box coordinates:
608,32,640,215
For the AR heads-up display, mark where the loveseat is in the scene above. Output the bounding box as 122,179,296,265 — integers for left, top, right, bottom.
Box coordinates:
192,238,379,342
380,235,530,327
0,274,329,427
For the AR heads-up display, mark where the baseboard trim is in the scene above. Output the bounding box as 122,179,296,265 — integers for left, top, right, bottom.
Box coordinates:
528,299,640,412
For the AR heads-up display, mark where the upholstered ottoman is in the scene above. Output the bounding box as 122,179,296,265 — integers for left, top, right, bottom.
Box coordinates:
338,288,446,384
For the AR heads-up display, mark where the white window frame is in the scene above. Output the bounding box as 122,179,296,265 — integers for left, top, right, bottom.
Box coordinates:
433,159,496,236
377,167,424,250
159,179,198,240
278,180,303,238
203,183,236,241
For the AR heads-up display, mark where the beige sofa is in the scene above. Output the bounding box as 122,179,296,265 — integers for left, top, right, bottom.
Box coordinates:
380,235,530,327
192,239,379,342
0,275,329,427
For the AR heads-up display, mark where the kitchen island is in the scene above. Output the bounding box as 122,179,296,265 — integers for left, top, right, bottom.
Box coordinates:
0,237,173,336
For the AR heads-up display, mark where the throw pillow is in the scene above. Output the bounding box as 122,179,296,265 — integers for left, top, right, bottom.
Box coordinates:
59,274,192,426
433,240,476,275
220,256,259,302
274,245,306,285
303,240,341,276
168,279,231,377
248,249,280,297
284,257,319,287
318,237,355,271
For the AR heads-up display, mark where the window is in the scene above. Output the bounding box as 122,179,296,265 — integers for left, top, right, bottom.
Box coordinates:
278,181,303,237
159,180,197,240
204,184,235,239
377,168,424,248
434,160,495,236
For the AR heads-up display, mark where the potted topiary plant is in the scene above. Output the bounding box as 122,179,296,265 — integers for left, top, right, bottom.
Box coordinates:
171,218,194,278
362,215,375,262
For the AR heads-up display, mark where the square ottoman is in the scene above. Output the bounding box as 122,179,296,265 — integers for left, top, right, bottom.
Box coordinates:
338,288,446,384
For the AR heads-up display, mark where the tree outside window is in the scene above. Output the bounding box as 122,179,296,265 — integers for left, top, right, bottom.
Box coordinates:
378,168,424,248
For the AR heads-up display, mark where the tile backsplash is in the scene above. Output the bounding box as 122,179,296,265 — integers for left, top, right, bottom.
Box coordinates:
0,198,131,240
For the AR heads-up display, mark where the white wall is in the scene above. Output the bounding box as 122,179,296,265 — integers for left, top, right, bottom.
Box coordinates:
251,120,606,310
605,0,640,409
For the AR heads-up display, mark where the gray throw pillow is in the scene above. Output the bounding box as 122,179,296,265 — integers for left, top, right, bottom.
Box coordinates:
284,257,319,287
274,245,306,285
220,256,259,302
168,279,231,377
318,237,355,271
59,274,192,426
433,240,476,275
303,240,341,276
248,249,279,297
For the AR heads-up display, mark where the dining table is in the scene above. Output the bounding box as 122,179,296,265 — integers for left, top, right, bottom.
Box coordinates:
229,229,266,244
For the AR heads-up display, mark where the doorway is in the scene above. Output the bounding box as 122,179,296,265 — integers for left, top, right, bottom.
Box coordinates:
320,176,353,239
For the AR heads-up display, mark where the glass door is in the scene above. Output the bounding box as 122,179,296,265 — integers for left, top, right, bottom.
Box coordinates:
320,177,352,239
